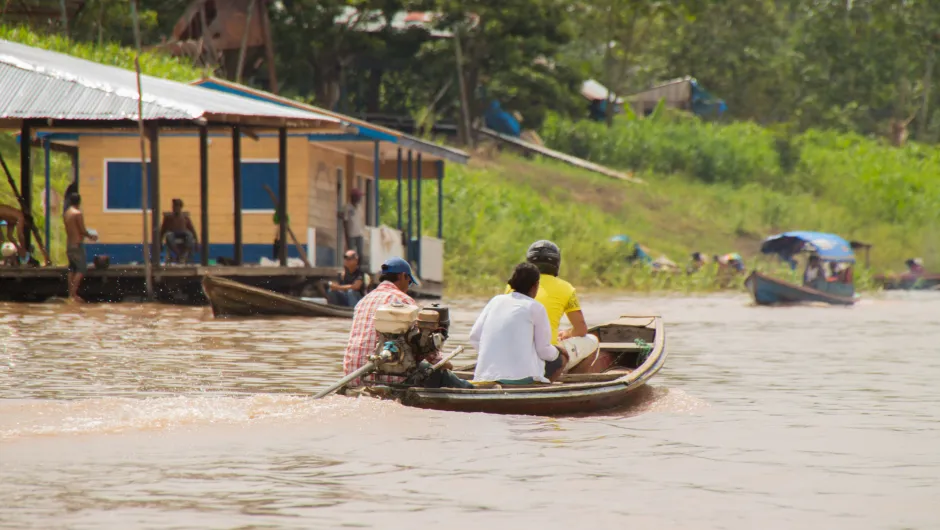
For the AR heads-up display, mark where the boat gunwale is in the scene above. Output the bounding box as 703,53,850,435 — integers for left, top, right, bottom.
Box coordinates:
400,315,666,400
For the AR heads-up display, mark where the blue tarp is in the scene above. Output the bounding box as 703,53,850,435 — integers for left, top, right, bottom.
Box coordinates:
690,79,727,117
761,231,856,265
611,234,652,264
483,100,521,137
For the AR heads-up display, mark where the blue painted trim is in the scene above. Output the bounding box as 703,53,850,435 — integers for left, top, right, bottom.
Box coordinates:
396,148,403,231
306,133,374,142
84,243,313,266
36,132,79,141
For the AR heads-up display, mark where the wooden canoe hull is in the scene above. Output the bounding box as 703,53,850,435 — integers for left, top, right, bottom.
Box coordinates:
390,315,667,416
201,275,354,318
873,273,940,291
744,271,856,306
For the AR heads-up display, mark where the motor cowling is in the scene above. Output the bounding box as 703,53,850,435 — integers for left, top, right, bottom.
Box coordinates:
372,302,450,376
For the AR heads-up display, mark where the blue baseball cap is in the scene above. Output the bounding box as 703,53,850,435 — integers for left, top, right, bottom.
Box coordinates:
381,256,420,286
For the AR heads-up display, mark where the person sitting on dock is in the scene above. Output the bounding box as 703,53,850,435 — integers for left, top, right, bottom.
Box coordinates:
906,258,925,275
325,250,366,307
63,193,98,302
802,254,826,287
159,199,198,264
0,204,27,261
509,240,588,344
342,257,468,388
472,263,569,384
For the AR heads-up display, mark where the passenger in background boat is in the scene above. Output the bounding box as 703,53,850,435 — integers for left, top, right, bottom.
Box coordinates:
159,199,198,264
509,240,588,344
340,189,365,259
687,252,709,274
906,258,925,275
325,250,365,307
714,253,745,273
777,240,804,270
343,257,456,387
802,254,826,286
472,263,569,384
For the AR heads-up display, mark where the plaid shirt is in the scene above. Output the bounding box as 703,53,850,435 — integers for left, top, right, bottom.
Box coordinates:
342,281,440,386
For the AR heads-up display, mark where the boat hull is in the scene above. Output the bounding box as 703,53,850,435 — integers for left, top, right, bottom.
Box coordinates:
362,315,667,416
201,275,355,318
744,271,856,306
873,273,940,291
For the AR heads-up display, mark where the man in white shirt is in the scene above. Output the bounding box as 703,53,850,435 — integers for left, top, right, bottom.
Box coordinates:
470,263,570,384
341,189,365,261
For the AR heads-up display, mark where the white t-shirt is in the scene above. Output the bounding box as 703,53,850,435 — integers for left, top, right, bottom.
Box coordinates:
469,292,560,383
345,202,364,238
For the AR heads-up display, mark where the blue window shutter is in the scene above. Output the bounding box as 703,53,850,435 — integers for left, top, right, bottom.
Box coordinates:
241,162,279,210
106,161,152,210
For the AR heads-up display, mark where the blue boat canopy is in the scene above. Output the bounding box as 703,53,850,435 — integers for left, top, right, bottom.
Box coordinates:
761,231,856,263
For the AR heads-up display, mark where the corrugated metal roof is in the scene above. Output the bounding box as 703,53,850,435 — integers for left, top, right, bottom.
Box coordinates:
192,77,470,164
0,39,340,128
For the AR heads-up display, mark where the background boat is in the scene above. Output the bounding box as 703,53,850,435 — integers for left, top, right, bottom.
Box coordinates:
201,276,355,318
745,271,856,306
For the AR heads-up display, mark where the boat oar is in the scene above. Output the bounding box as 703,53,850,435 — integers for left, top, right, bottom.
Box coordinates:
312,362,378,399
311,345,466,400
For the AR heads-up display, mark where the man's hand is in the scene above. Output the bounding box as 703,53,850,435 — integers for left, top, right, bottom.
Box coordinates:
438,361,454,371
557,348,570,366
558,329,573,342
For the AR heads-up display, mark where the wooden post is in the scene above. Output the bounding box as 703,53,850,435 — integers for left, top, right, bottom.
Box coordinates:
437,160,444,239
199,126,210,266
257,0,279,94
131,0,152,298
406,150,413,259
148,127,161,268
373,141,380,227
277,127,288,266
454,29,473,147
235,0,257,84
232,126,243,265
20,122,31,253
416,153,422,277
44,138,51,257
59,0,69,38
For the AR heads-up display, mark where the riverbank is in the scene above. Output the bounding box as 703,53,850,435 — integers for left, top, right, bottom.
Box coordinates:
414,151,911,296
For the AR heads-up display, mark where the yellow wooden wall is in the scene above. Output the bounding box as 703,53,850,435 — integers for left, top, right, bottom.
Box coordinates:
77,134,310,245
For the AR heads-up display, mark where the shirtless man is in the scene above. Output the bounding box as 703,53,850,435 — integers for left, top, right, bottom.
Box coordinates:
63,194,98,302
0,204,27,259
159,198,197,263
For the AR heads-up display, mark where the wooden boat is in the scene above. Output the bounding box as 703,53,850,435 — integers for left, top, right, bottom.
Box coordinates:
201,275,355,318
351,315,667,416
873,273,940,291
744,271,856,306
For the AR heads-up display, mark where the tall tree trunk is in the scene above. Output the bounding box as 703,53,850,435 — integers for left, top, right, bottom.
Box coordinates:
918,46,934,140
366,68,383,114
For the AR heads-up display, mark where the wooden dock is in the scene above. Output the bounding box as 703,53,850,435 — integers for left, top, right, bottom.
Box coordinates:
0,265,342,304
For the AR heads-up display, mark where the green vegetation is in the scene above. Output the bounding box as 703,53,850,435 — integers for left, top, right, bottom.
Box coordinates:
383,150,908,296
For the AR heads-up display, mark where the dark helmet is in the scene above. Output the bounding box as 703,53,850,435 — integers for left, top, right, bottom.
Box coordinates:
526,240,561,275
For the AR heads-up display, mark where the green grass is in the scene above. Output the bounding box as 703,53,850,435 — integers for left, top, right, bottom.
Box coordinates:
383,151,924,296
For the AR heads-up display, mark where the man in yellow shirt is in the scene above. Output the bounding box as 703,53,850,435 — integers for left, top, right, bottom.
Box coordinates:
507,240,588,345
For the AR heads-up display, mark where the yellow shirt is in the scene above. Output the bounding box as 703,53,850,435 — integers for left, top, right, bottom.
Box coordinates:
505,275,580,345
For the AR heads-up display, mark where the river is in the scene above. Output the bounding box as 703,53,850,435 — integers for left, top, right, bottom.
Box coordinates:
1,293,938,529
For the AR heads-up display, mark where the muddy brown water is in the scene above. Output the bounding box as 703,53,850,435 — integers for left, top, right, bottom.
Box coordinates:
1,293,938,529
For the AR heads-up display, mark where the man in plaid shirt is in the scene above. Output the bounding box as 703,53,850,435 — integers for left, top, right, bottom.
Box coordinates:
343,257,446,386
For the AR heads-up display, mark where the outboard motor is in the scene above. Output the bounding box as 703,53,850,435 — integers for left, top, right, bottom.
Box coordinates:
372,302,451,377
